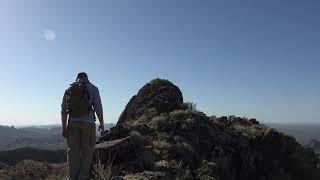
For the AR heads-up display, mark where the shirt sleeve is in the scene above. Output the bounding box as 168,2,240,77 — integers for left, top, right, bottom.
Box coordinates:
93,87,103,114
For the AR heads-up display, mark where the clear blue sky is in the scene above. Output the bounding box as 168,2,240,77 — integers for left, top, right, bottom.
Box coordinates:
0,0,319,126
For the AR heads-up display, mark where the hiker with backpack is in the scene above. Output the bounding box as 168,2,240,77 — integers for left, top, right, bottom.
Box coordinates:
61,72,104,180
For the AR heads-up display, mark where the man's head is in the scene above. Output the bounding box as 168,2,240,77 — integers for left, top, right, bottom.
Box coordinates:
76,72,89,83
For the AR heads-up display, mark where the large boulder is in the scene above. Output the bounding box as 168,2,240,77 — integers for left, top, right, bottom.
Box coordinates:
117,78,183,127
100,78,183,141
92,132,151,177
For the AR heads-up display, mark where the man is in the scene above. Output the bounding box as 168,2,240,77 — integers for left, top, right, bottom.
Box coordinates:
61,72,104,180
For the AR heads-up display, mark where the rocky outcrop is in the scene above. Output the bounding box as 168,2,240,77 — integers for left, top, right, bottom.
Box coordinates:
101,78,183,141
93,78,320,180
117,78,183,126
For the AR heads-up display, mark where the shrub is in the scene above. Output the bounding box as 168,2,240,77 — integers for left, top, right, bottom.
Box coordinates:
181,102,197,111
149,78,172,87
93,151,117,180
157,132,171,142
92,158,114,180
144,108,158,119
170,110,189,121
196,161,217,180
129,131,145,146
148,115,169,130
155,160,170,168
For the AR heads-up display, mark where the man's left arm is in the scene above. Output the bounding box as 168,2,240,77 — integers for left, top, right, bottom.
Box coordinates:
93,88,104,133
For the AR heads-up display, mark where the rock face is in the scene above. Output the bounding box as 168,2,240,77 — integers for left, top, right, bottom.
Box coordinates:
93,78,320,180
117,78,183,126
101,78,183,141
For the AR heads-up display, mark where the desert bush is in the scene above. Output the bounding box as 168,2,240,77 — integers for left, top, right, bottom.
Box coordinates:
155,160,170,168
152,140,172,156
180,102,197,111
196,161,217,180
148,115,169,130
170,110,190,121
169,141,199,167
144,108,158,119
149,78,172,87
93,151,117,180
157,132,171,142
129,131,145,146
153,140,171,150
93,159,113,180
196,169,216,180
232,124,266,140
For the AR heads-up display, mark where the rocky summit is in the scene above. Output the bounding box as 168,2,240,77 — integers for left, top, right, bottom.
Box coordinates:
93,78,320,180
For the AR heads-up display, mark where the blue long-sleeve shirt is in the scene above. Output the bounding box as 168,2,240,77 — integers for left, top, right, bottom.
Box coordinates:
61,82,103,124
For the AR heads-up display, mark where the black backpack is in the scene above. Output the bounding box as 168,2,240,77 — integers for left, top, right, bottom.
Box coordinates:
66,82,92,118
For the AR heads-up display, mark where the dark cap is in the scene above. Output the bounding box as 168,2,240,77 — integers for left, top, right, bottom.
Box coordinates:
76,72,88,79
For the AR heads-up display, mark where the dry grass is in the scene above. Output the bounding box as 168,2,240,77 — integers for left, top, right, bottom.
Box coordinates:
93,151,117,180
232,123,267,139
0,160,69,180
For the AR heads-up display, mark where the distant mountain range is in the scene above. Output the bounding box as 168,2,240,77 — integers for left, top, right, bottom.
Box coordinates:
0,123,115,167
269,123,320,146
0,125,64,151
0,123,115,151
20,123,115,137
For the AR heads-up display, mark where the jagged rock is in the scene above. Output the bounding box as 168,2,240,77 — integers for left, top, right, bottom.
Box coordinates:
92,131,151,177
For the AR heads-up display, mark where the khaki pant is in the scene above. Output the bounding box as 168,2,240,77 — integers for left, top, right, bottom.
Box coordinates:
67,121,96,180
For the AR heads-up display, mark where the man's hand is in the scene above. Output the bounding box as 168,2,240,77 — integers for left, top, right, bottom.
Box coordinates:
62,127,68,138
98,124,105,134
